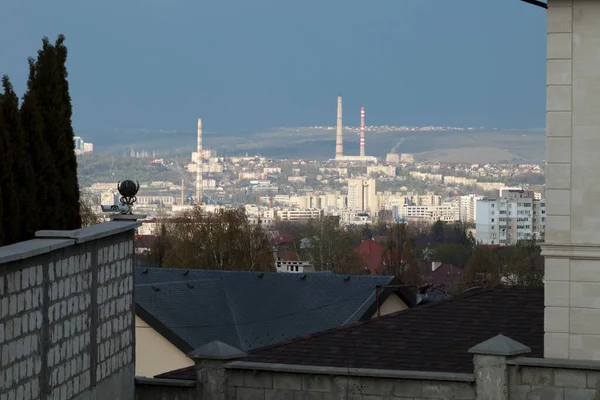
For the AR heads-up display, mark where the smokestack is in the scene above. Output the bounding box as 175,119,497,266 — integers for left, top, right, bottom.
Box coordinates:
335,95,343,159
196,118,203,205
181,179,184,205
360,106,365,157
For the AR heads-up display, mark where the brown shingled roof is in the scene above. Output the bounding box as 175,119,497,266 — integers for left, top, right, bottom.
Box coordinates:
240,285,543,374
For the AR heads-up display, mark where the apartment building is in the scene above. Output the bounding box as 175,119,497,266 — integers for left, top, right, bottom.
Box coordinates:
277,209,323,221
475,189,545,245
393,203,459,223
459,194,484,224
347,178,377,214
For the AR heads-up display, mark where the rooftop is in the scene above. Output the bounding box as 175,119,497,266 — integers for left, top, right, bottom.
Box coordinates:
239,285,543,374
135,268,400,355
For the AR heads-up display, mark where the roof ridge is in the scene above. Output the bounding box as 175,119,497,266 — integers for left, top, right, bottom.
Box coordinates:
222,276,244,351
246,285,535,355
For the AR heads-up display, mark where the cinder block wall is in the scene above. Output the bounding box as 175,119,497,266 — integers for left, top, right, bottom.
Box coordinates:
508,362,600,399
226,368,476,400
0,222,139,400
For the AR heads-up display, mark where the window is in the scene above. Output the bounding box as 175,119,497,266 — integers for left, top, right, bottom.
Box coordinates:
491,218,495,222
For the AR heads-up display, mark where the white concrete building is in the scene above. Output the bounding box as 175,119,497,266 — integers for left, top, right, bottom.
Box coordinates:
475,189,545,245
276,209,323,221
459,194,483,224
347,178,377,214
394,203,459,223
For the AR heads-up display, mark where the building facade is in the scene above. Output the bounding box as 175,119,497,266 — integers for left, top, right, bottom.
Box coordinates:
347,178,377,214
476,189,545,245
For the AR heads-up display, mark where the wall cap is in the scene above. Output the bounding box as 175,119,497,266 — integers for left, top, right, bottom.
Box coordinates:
508,357,600,371
0,238,75,265
188,340,247,360
224,361,475,382
468,334,531,356
134,376,196,388
36,221,141,244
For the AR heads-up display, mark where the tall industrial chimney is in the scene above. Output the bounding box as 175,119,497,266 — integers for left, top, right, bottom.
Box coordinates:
196,118,203,205
335,95,343,159
360,106,365,157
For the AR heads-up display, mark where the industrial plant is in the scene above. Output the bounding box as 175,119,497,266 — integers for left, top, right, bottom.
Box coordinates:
332,95,377,162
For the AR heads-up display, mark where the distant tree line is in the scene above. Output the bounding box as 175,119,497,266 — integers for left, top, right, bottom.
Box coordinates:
0,35,81,246
148,209,542,291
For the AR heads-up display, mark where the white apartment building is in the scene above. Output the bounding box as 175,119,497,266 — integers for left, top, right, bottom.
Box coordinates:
394,203,459,223
459,194,484,224
475,189,545,245
347,178,377,214
276,209,323,221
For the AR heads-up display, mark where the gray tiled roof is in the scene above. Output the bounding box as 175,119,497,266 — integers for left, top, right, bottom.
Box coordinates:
135,268,398,353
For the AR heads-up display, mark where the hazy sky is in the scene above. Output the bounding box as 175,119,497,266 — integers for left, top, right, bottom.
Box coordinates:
0,1,546,133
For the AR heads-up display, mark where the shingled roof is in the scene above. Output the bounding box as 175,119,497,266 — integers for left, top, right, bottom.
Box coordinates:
136,268,402,357
236,285,543,374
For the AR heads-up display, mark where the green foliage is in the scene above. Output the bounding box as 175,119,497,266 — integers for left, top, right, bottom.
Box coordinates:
0,35,82,245
1,76,36,242
21,68,62,232
153,207,274,271
431,220,445,243
0,83,18,246
461,240,544,289
27,35,81,229
77,154,188,187
434,242,471,268
0,105,7,245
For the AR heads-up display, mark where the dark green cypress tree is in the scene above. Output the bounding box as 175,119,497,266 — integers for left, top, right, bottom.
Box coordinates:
28,35,81,229
1,75,37,241
0,91,19,244
0,105,6,246
54,35,81,228
20,57,61,231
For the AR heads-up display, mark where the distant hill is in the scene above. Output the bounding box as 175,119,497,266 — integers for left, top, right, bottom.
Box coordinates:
79,126,545,163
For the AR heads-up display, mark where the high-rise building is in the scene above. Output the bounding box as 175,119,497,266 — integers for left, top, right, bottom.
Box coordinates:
459,194,484,224
74,136,84,151
475,189,545,245
347,178,377,215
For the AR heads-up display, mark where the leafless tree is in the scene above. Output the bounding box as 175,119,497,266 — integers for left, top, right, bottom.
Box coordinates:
151,207,274,271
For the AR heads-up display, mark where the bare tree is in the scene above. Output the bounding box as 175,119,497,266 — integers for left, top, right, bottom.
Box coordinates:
381,223,423,286
151,207,274,271
297,217,364,274
80,193,101,227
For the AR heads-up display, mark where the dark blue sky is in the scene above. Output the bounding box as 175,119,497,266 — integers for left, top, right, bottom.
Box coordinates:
0,1,546,133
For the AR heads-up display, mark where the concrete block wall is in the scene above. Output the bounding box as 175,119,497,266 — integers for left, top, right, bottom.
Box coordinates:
96,237,135,384
1,264,44,400
507,359,600,400
226,367,476,400
47,252,93,400
0,221,139,400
